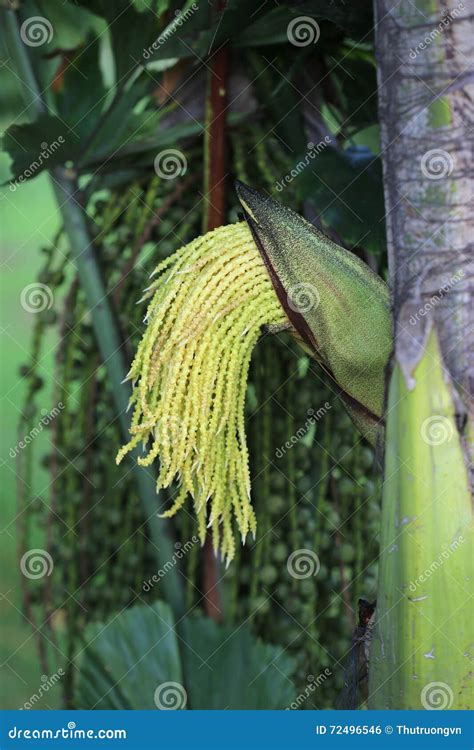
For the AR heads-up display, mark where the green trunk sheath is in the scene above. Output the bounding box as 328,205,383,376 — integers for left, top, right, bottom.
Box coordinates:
369,327,473,709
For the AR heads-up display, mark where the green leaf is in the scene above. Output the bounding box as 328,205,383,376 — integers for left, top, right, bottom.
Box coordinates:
85,112,245,176
84,118,204,176
75,601,296,709
72,1,160,79
108,6,159,81
75,601,182,709
55,37,106,143
79,73,157,167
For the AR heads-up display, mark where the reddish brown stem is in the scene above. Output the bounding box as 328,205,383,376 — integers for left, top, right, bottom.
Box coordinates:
202,536,223,621
202,38,229,233
201,7,229,621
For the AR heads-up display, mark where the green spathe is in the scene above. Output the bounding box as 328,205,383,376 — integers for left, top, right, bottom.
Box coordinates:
235,181,391,444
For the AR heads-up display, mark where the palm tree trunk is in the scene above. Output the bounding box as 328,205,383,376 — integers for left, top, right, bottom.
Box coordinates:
369,0,473,709
374,0,473,451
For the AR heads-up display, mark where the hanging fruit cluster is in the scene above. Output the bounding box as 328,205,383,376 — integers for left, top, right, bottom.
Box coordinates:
17,171,202,702
185,332,381,707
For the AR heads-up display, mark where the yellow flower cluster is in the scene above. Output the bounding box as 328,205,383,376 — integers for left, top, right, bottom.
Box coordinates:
116,222,287,563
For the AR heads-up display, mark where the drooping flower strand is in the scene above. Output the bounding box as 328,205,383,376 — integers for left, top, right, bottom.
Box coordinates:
117,222,287,563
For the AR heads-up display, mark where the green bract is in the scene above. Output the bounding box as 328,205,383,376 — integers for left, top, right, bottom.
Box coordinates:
236,181,392,445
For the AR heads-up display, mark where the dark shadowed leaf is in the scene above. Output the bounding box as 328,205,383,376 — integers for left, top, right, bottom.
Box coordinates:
294,145,386,255
75,601,182,709
71,0,160,78
55,37,106,142
2,115,80,182
328,55,378,134
75,601,296,709
181,614,296,709
236,2,373,46
248,53,308,156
